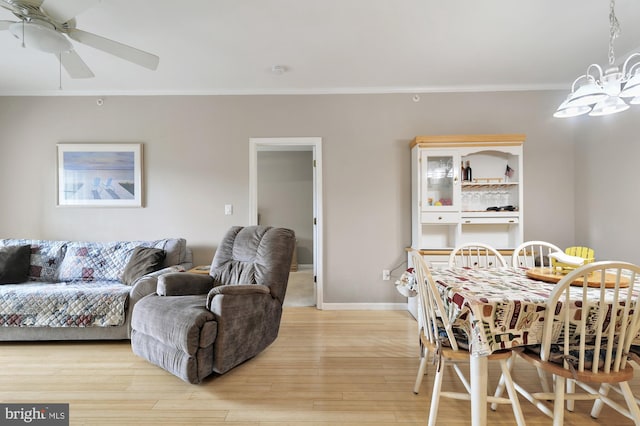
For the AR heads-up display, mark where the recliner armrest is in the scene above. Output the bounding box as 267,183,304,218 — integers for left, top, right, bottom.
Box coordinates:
157,272,214,296
205,284,271,311
208,284,270,297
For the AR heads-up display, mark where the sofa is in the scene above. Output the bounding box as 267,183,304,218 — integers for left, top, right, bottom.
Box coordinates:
0,238,192,341
131,226,295,384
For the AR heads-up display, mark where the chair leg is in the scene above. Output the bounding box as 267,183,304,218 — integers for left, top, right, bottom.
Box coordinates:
591,381,640,420
428,360,445,426
491,352,514,411
566,378,575,411
553,376,566,426
618,382,640,426
537,366,552,393
498,358,526,426
491,376,506,411
590,383,610,418
413,349,429,394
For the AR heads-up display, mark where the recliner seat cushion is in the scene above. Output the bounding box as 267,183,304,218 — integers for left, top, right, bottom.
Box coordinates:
132,294,217,355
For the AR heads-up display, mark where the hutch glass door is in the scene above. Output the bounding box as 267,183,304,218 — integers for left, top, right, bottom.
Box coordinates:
420,150,460,212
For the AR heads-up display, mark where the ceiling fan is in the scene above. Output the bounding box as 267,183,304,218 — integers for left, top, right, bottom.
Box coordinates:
0,0,159,78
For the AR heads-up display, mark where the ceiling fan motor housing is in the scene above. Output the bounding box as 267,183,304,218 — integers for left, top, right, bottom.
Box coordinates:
9,19,72,53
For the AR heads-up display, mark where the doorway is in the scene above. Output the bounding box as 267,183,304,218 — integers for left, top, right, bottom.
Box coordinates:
249,137,323,309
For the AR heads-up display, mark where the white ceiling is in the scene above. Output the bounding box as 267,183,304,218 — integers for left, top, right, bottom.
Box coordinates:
1,0,640,96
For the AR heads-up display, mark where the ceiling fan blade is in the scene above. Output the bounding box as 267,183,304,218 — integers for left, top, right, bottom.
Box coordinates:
68,28,159,70
40,0,100,23
57,49,94,78
0,20,16,30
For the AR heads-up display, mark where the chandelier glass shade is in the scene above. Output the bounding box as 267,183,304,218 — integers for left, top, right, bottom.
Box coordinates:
554,0,640,118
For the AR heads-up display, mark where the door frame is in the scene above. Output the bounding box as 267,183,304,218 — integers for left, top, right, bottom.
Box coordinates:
249,137,323,309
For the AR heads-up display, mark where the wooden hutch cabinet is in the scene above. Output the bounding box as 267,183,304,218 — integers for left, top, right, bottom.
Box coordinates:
406,134,525,318
410,134,525,268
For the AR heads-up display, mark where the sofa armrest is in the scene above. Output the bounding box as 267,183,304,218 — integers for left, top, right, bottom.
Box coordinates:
157,272,214,296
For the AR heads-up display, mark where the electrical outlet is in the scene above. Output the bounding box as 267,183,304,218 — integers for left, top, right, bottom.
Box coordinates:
382,269,390,281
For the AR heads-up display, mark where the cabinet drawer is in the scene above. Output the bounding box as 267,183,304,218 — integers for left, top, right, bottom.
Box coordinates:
421,212,460,223
461,217,519,225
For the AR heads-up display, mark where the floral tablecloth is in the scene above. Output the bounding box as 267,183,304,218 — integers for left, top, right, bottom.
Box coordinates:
430,267,639,357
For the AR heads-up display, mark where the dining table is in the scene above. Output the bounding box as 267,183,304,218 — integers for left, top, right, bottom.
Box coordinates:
428,266,640,426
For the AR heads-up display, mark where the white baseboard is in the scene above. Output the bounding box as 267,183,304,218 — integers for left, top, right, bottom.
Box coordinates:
320,303,408,311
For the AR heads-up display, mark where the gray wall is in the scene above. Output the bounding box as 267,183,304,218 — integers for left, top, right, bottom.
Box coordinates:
258,150,314,264
0,91,580,304
574,112,640,264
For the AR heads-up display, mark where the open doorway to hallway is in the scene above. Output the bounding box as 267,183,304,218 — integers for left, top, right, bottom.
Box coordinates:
249,137,323,309
283,265,315,307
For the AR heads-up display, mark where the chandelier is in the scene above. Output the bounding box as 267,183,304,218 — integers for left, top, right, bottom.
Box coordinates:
554,0,640,118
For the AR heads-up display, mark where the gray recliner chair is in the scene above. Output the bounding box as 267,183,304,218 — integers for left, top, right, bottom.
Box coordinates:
131,225,295,384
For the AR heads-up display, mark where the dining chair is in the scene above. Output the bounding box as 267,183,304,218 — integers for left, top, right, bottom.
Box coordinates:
511,240,562,268
448,242,506,268
410,250,526,426
502,261,640,426
504,241,563,396
411,250,432,395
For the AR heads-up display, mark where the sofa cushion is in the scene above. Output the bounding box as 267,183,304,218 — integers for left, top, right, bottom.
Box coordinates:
0,281,130,327
0,245,31,284
0,238,189,284
121,246,166,285
59,239,188,283
59,241,155,282
0,239,68,282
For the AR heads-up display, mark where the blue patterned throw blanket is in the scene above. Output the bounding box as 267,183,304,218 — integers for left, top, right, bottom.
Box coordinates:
0,281,130,327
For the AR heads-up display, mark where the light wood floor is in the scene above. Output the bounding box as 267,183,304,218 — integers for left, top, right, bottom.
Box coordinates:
1,308,639,425
283,266,315,307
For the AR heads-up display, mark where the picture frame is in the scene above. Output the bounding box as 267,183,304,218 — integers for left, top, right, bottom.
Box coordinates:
57,143,143,207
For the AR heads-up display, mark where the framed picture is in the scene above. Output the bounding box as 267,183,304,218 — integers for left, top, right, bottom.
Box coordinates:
57,143,143,207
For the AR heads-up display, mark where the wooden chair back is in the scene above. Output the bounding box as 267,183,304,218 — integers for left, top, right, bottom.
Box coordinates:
515,261,640,424
540,261,640,377
448,242,506,269
411,250,462,351
511,240,562,268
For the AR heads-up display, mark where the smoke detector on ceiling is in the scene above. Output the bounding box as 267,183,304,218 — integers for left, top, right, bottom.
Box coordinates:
271,65,288,75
